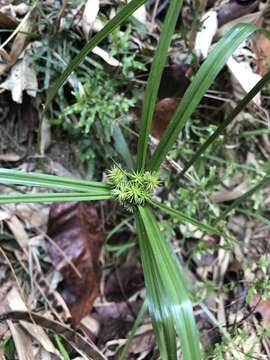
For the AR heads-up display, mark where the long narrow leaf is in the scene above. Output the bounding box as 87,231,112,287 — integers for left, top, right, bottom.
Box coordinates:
148,24,266,171
136,213,178,359
137,206,201,360
0,191,112,204
44,0,147,113
217,175,270,221
151,199,217,234
136,0,183,171
0,169,109,192
180,70,270,176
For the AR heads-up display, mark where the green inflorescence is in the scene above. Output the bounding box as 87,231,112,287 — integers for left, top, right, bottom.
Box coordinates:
107,165,160,210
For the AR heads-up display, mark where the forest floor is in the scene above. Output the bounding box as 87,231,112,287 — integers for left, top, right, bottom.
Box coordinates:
1,0,270,359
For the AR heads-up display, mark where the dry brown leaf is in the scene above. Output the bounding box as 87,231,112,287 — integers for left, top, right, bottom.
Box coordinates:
151,97,179,139
0,7,36,76
7,288,60,357
0,11,18,28
0,311,106,360
250,294,270,327
47,202,105,326
253,29,270,76
5,214,29,249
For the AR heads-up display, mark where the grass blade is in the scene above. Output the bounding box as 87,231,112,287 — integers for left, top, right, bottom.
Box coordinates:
44,0,147,113
148,23,262,171
136,213,177,359
217,175,270,221
119,300,147,360
136,206,201,360
0,169,109,192
136,0,184,171
0,191,112,204
179,70,270,176
151,199,217,234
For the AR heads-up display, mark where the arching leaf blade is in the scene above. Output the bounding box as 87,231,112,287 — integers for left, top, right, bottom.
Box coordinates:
44,0,147,113
0,168,109,193
0,191,112,204
136,0,184,171
180,70,270,176
137,206,201,360
148,23,261,171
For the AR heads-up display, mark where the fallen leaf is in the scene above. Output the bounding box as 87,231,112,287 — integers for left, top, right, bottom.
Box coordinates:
82,0,100,39
0,311,106,360
7,287,60,357
194,10,218,59
0,7,36,75
47,202,105,327
5,214,29,249
7,320,35,360
0,11,18,28
227,55,262,106
92,46,121,67
127,0,147,24
217,0,259,28
253,29,270,76
250,294,270,327
151,97,179,139
0,59,38,103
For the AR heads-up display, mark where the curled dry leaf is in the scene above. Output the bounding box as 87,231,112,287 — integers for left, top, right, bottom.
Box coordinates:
0,7,37,76
47,202,105,327
0,59,38,103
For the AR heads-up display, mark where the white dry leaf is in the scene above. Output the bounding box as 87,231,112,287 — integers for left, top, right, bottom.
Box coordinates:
82,0,100,39
92,46,121,67
7,320,36,360
194,10,218,59
0,59,38,103
5,214,29,249
127,0,147,24
227,55,262,106
40,117,51,155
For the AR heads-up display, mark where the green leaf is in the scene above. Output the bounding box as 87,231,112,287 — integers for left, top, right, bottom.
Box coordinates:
217,175,270,221
112,124,135,169
136,0,184,171
0,191,112,204
180,70,270,176
119,301,147,360
136,206,200,360
136,212,177,359
44,0,147,113
151,199,217,235
0,169,109,193
148,23,261,171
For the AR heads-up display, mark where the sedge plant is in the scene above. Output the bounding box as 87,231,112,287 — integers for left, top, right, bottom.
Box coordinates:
1,0,270,358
